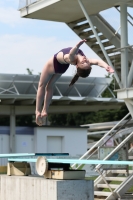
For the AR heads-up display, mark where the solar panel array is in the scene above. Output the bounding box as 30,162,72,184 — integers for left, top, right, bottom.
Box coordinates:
0,74,111,96
0,74,124,109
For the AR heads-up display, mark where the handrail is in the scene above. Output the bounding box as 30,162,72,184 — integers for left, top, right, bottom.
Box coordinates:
71,112,130,168
74,115,132,169
95,131,133,170
19,0,38,9
115,6,133,26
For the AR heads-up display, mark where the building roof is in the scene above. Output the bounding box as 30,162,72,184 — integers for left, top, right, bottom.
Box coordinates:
0,74,124,113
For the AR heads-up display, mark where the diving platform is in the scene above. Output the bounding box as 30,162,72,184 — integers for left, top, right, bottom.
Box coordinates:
0,153,94,200
18,0,133,23
1,152,133,199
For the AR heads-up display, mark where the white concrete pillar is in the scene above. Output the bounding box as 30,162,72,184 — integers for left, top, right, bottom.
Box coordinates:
120,4,128,88
10,106,16,153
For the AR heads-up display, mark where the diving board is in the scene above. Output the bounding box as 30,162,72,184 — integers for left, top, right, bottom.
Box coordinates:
0,153,35,158
6,156,133,179
7,156,133,179
8,157,133,165
0,153,69,158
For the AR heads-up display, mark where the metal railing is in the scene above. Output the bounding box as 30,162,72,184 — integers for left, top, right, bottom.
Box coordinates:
71,112,131,169
18,0,39,9
115,6,133,27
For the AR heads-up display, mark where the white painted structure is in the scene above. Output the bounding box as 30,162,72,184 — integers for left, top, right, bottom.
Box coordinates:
0,126,87,166
34,127,87,155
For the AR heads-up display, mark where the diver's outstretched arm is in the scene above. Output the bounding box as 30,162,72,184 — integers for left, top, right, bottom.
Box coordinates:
68,39,86,63
89,58,114,73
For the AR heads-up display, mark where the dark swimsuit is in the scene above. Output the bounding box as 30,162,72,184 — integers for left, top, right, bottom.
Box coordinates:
53,47,85,74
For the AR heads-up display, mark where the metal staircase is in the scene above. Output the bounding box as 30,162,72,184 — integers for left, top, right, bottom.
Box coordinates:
67,12,133,83
94,172,133,200
94,155,133,200
71,113,133,200
94,130,133,200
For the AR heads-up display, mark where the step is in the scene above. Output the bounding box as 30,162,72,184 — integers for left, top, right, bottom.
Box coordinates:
120,193,133,199
79,28,100,37
105,177,126,181
110,54,121,59
114,61,121,66
86,35,106,43
128,156,133,160
118,195,133,200
112,170,133,174
94,191,112,196
97,184,119,189
68,17,86,26
73,22,90,31
91,41,112,48
106,47,116,54
94,198,106,200
119,198,133,200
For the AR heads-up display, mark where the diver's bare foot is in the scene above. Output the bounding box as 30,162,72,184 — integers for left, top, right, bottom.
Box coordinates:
36,112,43,126
41,111,47,125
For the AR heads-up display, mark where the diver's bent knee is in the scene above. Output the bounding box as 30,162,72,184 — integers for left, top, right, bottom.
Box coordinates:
45,84,53,92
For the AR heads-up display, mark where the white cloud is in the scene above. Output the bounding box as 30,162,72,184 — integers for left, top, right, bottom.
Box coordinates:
0,6,31,27
0,7,20,26
0,0,19,8
0,34,76,75
0,34,107,77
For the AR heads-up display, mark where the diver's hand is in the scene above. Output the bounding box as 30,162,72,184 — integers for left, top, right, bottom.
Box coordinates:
77,39,87,48
106,66,114,73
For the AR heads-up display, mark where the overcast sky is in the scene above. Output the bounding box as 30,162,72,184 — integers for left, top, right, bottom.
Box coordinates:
0,0,132,77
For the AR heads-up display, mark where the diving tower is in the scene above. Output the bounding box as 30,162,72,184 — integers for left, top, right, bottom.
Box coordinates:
18,0,133,119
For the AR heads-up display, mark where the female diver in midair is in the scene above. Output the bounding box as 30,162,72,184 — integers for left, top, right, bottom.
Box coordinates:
36,39,114,126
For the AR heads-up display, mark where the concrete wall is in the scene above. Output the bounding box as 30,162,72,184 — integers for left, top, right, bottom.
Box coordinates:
0,175,94,200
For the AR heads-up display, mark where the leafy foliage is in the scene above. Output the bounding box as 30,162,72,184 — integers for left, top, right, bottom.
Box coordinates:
48,105,128,126
0,115,35,126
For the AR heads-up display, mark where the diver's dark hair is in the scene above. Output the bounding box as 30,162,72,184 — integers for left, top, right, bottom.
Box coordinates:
69,67,92,86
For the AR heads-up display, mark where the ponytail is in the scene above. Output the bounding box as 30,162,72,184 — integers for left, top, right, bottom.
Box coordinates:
69,73,79,86
69,67,92,87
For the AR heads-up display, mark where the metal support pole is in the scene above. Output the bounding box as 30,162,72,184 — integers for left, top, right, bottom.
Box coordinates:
78,0,122,88
120,4,128,88
125,100,133,118
128,59,133,87
10,106,16,153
